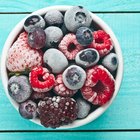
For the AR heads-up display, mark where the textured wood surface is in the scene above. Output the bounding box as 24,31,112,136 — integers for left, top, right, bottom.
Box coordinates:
0,132,140,140
0,0,140,139
0,0,140,12
0,13,140,130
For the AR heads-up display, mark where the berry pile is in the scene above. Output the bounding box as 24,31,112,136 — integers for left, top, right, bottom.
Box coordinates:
6,6,118,128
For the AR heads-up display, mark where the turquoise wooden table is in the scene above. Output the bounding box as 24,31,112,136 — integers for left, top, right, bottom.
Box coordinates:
0,0,140,139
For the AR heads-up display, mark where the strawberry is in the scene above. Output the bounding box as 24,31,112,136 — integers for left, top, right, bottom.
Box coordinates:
6,32,43,72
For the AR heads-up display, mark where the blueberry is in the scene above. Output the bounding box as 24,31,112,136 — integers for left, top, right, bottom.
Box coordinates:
76,27,93,46
45,26,63,48
8,76,32,103
24,15,45,32
102,53,118,71
44,10,63,27
64,6,92,32
62,65,86,90
75,48,99,68
43,48,68,74
19,100,37,119
76,98,91,119
28,27,46,49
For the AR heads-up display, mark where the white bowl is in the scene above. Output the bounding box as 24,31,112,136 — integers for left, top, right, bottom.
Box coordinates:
1,6,123,129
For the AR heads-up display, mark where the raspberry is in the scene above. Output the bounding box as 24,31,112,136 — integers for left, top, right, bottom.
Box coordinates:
81,65,115,105
88,30,113,57
6,32,43,72
38,96,78,128
54,74,77,97
29,66,55,92
58,33,83,60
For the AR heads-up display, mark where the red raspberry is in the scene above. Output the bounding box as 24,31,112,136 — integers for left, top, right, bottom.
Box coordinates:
81,65,115,105
29,66,55,92
88,30,113,57
58,33,83,60
6,32,43,72
54,74,77,97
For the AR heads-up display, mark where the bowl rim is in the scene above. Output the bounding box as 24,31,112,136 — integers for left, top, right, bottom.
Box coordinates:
1,5,123,129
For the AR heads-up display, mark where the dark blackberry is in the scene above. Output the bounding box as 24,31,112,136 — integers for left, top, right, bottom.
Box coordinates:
38,96,78,128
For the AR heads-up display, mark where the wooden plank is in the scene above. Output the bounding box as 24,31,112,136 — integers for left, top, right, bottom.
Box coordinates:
0,132,140,140
0,13,140,130
0,0,140,12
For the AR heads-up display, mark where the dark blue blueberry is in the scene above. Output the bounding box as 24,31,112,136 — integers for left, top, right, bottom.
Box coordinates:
102,53,118,71
80,50,97,63
62,65,86,90
44,10,63,27
76,27,93,46
8,76,32,103
44,26,63,48
75,48,99,68
76,98,91,119
66,67,81,86
64,6,92,32
24,15,45,32
28,27,46,49
19,100,37,119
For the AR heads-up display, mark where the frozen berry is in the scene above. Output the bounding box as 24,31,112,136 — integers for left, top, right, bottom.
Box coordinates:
19,100,37,119
81,65,115,105
43,48,68,74
44,10,63,26
45,26,63,48
75,48,99,68
76,27,93,46
76,98,91,119
64,6,92,32
59,33,83,60
28,27,46,49
54,74,77,97
24,15,45,32
29,66,55,92
8,75,32,103
102,53,118,71
31,91,49,100
6,32,43,72
62,65,86,90
38,96,78,128
89,30,113,57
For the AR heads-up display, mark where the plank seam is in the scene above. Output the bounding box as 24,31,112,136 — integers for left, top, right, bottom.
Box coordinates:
1,130,140,133
0,11,140,14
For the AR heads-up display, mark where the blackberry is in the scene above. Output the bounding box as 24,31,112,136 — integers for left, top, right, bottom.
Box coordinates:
38,96,78,128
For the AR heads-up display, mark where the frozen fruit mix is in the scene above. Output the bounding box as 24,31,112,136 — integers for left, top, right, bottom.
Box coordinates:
6,6,118,128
